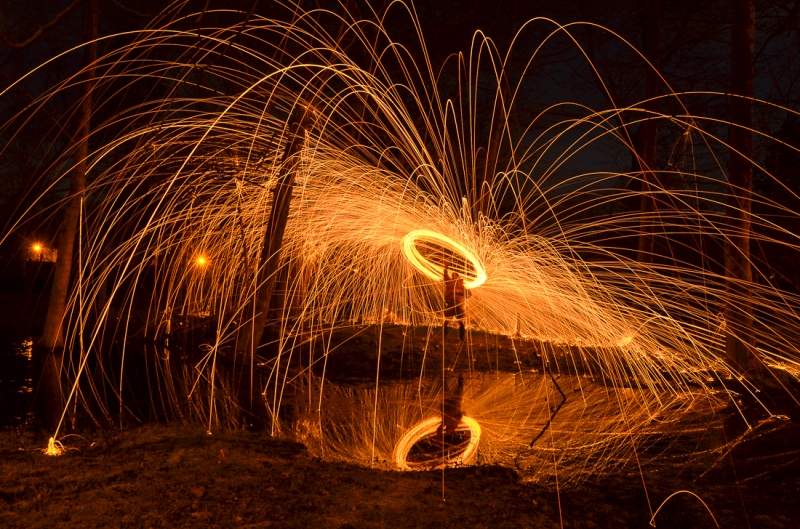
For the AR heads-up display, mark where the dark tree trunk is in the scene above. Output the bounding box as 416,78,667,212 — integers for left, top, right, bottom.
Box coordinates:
235,115,308,425
636,0,662,262
34,0,98,432
724,0,756,372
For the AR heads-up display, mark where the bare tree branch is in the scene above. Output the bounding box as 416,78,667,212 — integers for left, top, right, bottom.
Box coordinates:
0,0,81,49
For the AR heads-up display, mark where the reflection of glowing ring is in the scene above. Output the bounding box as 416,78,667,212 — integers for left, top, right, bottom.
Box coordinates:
402,229,487,289
393,415,482,471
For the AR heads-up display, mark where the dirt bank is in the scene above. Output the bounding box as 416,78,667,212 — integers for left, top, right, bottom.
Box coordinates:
1,423,799,529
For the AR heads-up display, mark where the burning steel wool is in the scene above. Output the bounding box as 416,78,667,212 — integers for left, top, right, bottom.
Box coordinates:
1,1,798,484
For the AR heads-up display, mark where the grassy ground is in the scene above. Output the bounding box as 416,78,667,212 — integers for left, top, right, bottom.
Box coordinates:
1,422,799,529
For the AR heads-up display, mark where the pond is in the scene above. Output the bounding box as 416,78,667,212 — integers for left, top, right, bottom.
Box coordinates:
0,319,728,485
0,336,34,428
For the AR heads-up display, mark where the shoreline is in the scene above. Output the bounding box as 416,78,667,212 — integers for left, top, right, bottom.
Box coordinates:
2,423,799,529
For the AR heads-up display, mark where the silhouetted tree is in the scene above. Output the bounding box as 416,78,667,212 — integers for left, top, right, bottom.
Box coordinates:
724,0,757,372
635,0,663,262
36,0,98,431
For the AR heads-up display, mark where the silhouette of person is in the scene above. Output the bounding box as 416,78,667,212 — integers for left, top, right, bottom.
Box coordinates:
443,264,467,341
437,373,465,440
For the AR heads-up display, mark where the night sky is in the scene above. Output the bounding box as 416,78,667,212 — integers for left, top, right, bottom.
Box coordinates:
3,0,797,213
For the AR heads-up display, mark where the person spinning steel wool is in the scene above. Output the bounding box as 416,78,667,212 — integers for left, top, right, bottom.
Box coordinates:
437,373,465,440
443,264,468,341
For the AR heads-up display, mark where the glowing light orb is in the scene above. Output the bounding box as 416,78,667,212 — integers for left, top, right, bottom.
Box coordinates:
31,242,43,254
193,254,209,268
392,415,482,470
402,229,487,289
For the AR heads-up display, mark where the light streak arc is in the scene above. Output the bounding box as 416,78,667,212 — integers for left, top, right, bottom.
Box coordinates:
401,228,487,288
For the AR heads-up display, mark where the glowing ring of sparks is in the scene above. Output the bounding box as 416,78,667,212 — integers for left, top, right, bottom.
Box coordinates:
402,229,487,289
392,415,482,471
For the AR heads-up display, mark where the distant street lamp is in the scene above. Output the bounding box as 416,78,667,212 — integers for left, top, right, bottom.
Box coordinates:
31,242,44,261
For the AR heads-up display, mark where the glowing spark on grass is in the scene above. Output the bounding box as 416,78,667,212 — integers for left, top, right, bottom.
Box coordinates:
402,229,487,289
43,437,64,457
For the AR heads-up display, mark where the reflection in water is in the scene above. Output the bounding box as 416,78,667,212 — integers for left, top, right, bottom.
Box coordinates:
394,415,481,470
17,338,33,360
1,337,35,427
17,339,33,396
287,372,726,483
1,332,727,484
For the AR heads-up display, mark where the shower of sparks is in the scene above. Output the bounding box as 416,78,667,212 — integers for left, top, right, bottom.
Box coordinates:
1,1,799,479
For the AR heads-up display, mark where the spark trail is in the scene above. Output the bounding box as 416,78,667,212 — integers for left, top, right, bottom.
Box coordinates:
2,1,799,480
